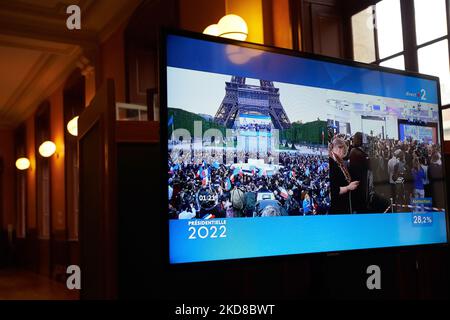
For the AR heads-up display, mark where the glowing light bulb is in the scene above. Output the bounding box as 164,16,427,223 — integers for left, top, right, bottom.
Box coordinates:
15,157,30,170
203,24,220,36
39,141,56,158
67,116,79,136
217,14,248,41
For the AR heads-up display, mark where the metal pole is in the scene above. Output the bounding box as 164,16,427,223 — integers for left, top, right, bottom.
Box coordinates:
390,197,394,213
349,191,353,214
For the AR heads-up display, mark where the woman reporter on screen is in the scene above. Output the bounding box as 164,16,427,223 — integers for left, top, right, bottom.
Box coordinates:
329,137,359,214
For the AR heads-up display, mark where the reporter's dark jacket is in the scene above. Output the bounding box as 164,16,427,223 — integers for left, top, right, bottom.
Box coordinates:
349,146,370,213
329,157,351,214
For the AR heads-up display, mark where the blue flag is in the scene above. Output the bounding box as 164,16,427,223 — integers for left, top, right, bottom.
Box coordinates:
225,177,232,191
212,161,220,169
168,115,174,126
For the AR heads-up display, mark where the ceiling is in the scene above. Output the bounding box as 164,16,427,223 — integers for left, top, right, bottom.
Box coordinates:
0,0,141,129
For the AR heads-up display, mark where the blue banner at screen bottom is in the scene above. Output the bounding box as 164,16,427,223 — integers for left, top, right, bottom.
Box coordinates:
169,212,447,264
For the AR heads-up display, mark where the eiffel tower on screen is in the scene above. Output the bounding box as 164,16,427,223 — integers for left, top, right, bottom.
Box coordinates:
214,76,291,130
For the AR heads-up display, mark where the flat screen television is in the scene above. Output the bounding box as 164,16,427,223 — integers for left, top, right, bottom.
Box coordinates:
161,30,449,264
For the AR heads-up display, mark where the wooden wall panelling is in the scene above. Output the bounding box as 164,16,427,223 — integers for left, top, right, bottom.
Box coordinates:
35,102,52,277
125,0,180,105
0,157,5,267
50,230,69,282
117,140,160,299
116,121,160,143
63,71,85,270
13,125,27,270
311,2,344,58
291,0,353,58
126,44,157,105
25,229,38,272
78,79,117,299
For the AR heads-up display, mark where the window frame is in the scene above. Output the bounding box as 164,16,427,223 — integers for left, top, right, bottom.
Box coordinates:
372,1,405,65
352,0,450,107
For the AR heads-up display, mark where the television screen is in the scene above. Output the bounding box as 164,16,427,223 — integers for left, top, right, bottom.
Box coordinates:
398,122,437,144
162,31,448,264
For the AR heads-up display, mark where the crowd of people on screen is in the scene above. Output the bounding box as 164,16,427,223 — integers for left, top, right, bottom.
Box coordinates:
168,150,330,219
328,131,444,214
238,123,272,133
168,128,445,219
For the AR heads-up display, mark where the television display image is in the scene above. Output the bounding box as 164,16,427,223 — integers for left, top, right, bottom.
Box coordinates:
398,121,437,145
163,31,448,264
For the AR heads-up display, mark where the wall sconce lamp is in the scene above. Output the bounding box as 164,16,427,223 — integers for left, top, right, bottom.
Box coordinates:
67,116,79,137
15,157,30,170
203,24,220,37
203,14,248,41
38,141,56,158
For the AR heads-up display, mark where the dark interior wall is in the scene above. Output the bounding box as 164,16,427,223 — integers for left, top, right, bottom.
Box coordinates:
78,79,118,300
178,0,225,34
0,130,15,231
101,22,127,103
79,123,103,298
289,0,381,58
63,72,85,269
125,0,180,106
13,126,27,270
0,157,3,266
344,0,380,16
290,0,348,58
117,143,161,299
34,102,51,277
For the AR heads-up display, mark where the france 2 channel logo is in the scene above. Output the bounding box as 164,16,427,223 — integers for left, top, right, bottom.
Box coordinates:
418,89,427,101
406,89,427,101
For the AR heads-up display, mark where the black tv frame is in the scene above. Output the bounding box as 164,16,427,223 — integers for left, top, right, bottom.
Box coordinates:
159,28,449,267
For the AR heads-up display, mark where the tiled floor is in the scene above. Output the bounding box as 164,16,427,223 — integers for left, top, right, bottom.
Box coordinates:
0,269,79,300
